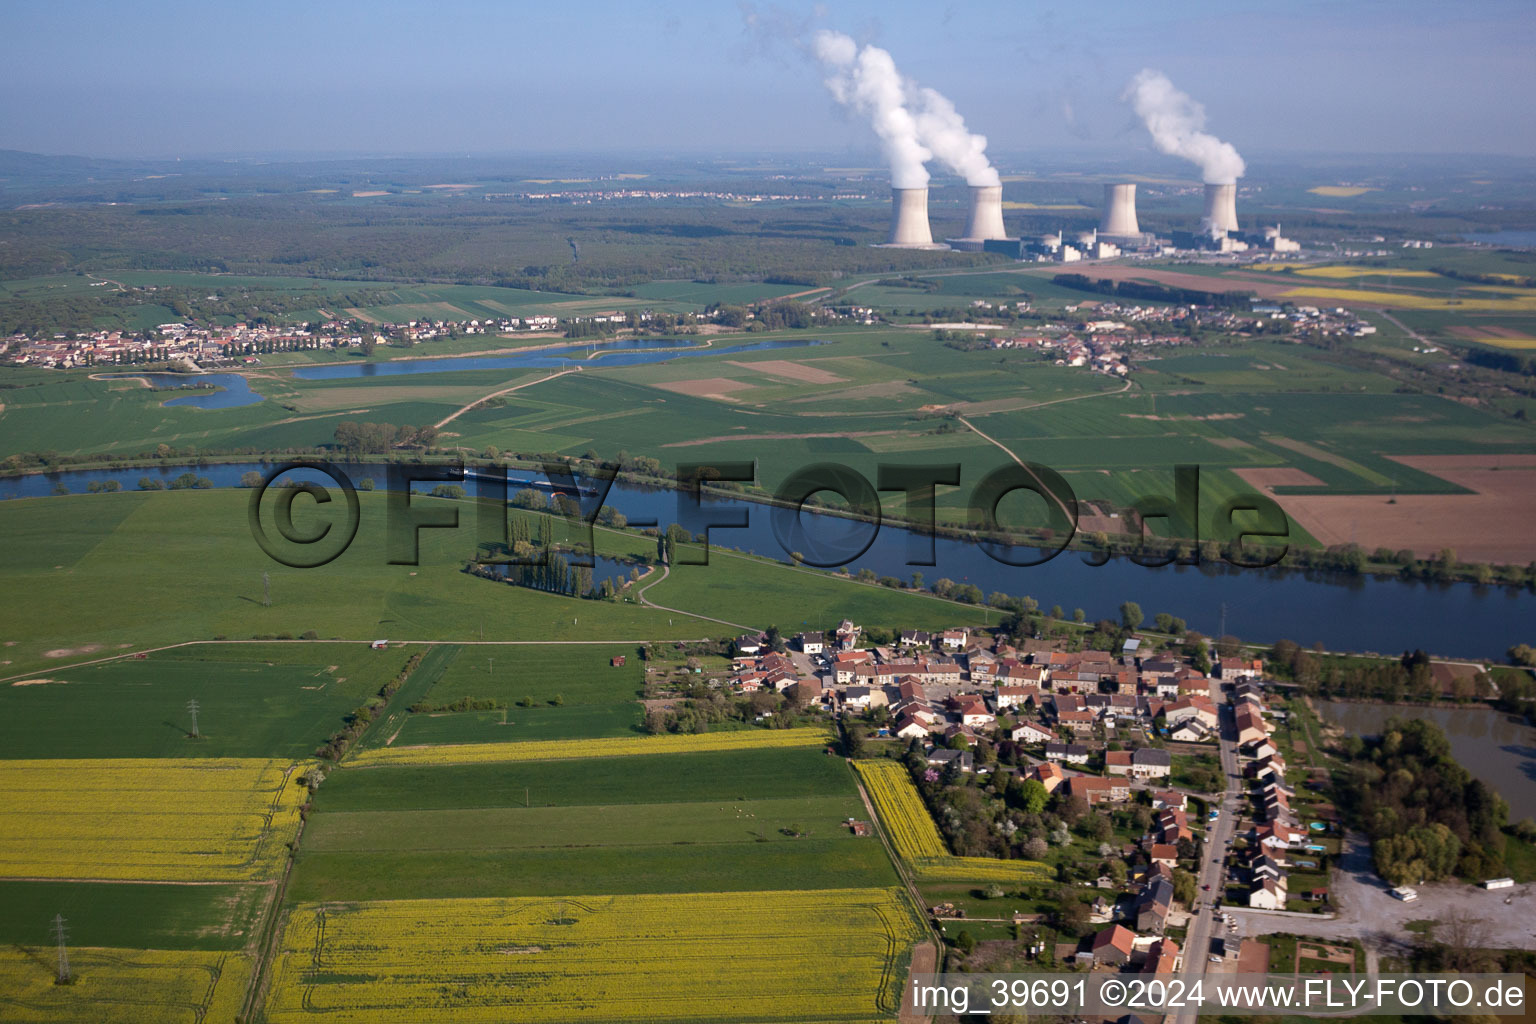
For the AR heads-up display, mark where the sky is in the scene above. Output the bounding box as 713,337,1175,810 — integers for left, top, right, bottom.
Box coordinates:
4,0,1534,162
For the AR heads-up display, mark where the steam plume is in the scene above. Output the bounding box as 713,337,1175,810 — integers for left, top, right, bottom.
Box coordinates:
912,87,1000,187
813,30,999,189
1125,69,1245,184
814,31,931,188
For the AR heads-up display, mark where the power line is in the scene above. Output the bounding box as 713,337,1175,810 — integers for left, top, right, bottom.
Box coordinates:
51,914,70,984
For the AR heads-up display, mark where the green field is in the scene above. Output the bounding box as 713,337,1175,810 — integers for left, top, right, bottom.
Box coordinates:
0,644,397,759
417,641,643,706
0,490,710,679
0,488,1002,680
391,702,645,744
0,881,265,951
289,747,896,901
357,635,655,747
312,746,859,811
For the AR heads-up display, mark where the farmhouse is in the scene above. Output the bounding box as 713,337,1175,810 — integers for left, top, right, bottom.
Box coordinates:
1218,657,1263,681
1141,937,1180,975
1089,924,1137,966
1044,742,1090,765
1031,762,1066,793
1134,876,1174,933
1058,709,1096,734
1130,747,1172,779
1248,878,1287,910
995,685,1038,710
1011,720,1054,745
926,749,974,773
1068,776,1129,805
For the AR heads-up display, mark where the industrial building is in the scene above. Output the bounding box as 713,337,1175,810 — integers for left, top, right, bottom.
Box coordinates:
946,184,1017,252
879,187,949,250
873,166,1296,259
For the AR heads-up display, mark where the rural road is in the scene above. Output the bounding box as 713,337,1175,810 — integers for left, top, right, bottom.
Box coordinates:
433,367,580,429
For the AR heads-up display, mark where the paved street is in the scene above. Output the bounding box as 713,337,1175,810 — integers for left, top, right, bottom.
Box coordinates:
1171,679,1242,1024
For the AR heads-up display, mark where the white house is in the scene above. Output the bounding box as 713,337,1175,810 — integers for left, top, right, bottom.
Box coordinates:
1011,721,1054,745
1248,878,1287,910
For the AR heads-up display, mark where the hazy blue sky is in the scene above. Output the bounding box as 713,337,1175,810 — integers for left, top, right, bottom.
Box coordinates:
5,0,1533,161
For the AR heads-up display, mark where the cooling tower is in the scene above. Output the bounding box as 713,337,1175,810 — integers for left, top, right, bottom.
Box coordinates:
962,185,1007,241
887,187,934,246
1200,183,1239,236
1099,183,1140,237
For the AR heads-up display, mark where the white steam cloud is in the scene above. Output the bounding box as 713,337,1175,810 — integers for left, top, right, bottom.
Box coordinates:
912,87,1000,187
1125,69,1245,185
813,29,998,189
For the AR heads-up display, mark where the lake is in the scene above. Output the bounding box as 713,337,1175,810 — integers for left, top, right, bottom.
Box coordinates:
96,372,264,409
1318,700,1536,820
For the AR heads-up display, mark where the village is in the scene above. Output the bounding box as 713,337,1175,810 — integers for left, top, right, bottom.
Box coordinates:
726,618,1339,978
4,277,1377,377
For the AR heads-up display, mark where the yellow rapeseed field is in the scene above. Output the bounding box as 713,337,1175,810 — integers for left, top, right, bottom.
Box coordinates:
265,888,924,1023
0,758,312,882
1291,265,1440,279
853,760,947,859
854,760,1050,886
349,727,832,768
1282,286,1536,311
0,947,250,1024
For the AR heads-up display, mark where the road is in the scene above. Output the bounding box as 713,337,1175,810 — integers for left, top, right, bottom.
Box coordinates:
1172,678,1242,1024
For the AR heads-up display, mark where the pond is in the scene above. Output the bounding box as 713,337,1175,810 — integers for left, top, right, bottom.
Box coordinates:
96,372,264,409
1317,700,1536,819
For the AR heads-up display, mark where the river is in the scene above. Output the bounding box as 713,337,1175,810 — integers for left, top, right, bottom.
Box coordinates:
1317,700,1536,819
1,459,1532,659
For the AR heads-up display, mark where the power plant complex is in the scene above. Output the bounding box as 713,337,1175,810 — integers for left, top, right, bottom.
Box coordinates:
879,177,1298,259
